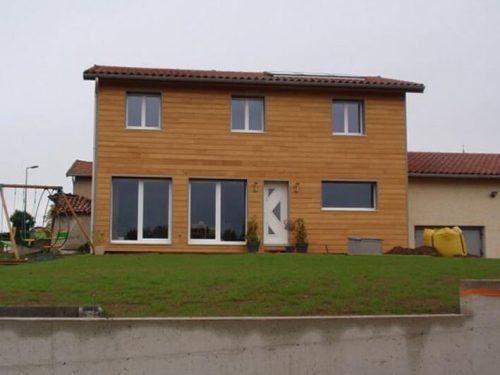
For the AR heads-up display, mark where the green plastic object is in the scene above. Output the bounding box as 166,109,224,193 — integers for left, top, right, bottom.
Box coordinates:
55,232,69,240
33,232,49,240
33,231,68,241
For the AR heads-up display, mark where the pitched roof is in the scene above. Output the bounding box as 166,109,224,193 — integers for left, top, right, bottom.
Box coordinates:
49,193,91,215
83,65,424,93
66,160,92,177
408,152,500,177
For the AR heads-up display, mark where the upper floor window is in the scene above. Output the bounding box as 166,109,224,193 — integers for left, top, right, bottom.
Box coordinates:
332,101,363,135
231,97,264,132
126,93,161,129
321,181,376,210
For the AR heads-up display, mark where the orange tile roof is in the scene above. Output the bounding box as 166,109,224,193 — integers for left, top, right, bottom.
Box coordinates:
66,160,92,177
409,152,500,177
83,65,425,93
49,193,91,215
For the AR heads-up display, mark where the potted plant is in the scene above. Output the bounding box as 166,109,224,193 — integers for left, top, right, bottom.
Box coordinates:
93,230,105,256
246,216,261,253
294,218,309,253
284,219,295,252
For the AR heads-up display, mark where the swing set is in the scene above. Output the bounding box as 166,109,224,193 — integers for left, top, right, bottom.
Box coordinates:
0,183,94,262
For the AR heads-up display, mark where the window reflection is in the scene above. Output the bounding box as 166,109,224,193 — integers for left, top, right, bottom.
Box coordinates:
190,180,246,242
322,181,375,209
190,181,216,239
112,179,138,240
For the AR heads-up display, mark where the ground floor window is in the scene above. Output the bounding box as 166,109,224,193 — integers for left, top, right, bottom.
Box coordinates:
321,181,376,210
189,180,246,243
111,178,171,243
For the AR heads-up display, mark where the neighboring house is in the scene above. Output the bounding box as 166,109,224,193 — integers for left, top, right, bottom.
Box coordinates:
66,160,93,199
83,65,424,253
408,152,500,258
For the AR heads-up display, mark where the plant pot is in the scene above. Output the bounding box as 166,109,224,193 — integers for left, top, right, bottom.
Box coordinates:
296,243,309,253
285,245,295,253
247,241,260,253
94,245,105,256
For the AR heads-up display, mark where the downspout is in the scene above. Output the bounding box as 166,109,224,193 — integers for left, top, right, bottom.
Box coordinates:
90,77,99,252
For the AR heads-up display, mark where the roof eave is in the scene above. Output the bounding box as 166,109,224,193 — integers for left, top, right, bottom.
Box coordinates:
68,173,92,178
83,73,425,93
409,173,500,179
65,161,78,177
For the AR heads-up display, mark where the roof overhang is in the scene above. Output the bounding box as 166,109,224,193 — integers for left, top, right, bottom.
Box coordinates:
83,71,425,93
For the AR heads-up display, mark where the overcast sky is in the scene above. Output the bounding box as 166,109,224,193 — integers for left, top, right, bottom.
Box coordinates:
1,0,499,197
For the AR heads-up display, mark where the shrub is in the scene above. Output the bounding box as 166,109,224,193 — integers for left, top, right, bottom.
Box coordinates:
294,218,308,245
246,216,260,242
9,210,34,244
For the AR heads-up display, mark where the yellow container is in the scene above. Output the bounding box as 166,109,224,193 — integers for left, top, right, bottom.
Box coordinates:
433,227,467,257
422,228,435,247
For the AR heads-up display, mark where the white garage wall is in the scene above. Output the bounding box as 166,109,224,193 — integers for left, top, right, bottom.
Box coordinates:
408,177,500,258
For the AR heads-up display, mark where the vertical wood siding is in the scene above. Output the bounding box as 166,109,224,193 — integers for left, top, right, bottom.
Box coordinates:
94,80,408,253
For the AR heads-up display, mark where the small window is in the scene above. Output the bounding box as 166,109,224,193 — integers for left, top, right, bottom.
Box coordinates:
322,181,376,210
332,101,363,135
231,97,264,132
189,180,246,243
126,94,161,128
111,178,171,243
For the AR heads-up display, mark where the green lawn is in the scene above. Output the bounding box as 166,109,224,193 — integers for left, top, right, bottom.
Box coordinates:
1,254,499,317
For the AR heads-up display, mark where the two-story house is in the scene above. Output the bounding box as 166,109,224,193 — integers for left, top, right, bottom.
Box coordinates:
83,65,424,253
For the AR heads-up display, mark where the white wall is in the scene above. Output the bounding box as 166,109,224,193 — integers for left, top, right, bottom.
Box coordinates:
53,215,91,251
408,177,500,258
73,177,92,199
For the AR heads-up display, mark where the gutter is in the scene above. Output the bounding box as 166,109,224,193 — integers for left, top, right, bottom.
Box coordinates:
82,73,425,93
409,173,500,180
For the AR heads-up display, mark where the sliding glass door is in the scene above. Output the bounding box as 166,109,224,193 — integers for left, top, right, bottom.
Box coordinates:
189,180,246,244
112,178,171,243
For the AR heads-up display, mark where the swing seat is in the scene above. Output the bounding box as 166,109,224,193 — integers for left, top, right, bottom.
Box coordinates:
23,229,38,246
42,231,69,249
1,239,12,249
1,227,16,251
23,238,36,247
24,230,50,247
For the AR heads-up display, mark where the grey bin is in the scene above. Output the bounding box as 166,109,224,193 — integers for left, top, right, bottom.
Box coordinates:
348,237,383,255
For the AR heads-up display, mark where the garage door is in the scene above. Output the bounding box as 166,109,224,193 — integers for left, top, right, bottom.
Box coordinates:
415,226,483,257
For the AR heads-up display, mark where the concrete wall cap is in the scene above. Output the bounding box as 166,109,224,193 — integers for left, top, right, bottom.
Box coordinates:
460,279,500,289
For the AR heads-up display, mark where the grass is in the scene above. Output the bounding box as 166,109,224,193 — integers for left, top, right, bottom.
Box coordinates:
1,253,499,317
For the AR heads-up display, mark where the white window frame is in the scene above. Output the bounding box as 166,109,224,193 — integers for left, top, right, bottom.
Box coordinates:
126,93,162,129
321,181,377,211
110,178,172,244
188,180,247,245
332,100,364,135
231,97,265,133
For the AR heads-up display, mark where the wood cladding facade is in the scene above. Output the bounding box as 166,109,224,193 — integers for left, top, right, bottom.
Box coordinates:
93,79,409,253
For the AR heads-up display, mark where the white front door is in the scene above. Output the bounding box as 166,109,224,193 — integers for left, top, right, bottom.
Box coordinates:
263,182,289,245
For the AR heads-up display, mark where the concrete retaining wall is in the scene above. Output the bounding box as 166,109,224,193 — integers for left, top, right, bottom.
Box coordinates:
1,280,499,375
